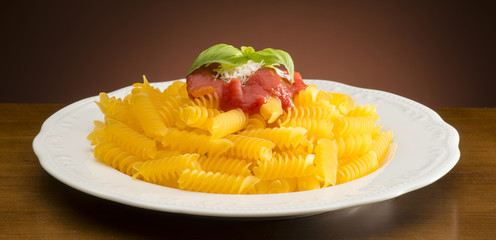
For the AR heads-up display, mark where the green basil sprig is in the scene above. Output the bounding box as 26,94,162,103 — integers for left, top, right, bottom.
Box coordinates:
188,43,295,83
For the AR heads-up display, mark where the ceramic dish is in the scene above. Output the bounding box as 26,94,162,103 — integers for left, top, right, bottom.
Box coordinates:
33,79,460,218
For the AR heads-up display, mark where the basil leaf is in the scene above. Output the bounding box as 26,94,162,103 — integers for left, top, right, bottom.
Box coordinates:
187,44,248,75
251,48,294,83
188,44,295,83
240,46,255,57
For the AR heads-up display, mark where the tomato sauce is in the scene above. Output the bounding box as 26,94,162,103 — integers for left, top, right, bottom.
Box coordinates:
186,66,307,114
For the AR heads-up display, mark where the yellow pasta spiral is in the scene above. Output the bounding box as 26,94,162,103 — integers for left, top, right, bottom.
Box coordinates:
163,80,188,98
94,139,142,176
155,147,183,159
130,90,167,137
347,104,380,121
333,117,376,136
335,133,373,157
245,114,267,130
87,120,106,146
133,76,185,129
279,118,334,140
255,178,297,194
278,105,341,126
276,140,314,157
294,85,331,107
132,78,189,130
314,138,338,187
155,94,186,128
337,151,378,184
160,127,233,156
132,76,161,95
239,127,308,149
178,169,260,194
133,154,201,187
224,134,274,161
327,92,355,115
297,175,321,191
260,97,283,123
253,152,317,180
105,118,157,160
207,108,248,139
180,105,221,129
198,155,252,176
95,93,142,132
371,130,393,163
191,93,219,109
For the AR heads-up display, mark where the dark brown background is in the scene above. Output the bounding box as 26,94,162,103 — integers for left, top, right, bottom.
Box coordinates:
3,0,495,107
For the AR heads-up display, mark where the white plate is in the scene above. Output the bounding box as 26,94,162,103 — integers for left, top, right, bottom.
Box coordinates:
33,79,460,218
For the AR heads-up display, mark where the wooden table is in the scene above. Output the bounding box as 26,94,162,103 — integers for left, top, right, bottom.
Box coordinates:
1,104,495,239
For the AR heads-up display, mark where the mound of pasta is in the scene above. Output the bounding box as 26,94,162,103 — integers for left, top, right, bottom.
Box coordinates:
87,77,393,194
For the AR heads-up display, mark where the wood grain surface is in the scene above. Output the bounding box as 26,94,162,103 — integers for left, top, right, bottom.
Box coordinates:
1,104,495,239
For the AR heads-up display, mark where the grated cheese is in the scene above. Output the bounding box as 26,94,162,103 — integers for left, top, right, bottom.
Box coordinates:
215,60,264,83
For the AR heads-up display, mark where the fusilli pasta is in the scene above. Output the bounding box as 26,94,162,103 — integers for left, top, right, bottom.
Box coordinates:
88,78,393,195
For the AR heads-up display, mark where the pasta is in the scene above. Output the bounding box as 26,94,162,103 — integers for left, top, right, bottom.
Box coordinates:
94,93,142,132
347,104,380,121
104,118,157,160
191,93,219,109
371,130,393,163
255,178,297,194
155,93,186,128
278,105,341,126
337,151,378,184
197,155,252,176
314,138,338,187
245,114,266,130
180,105,221,129
293,85,330,107
207,108,248,139
238,127,308,148
335,133,373,157
279,118,334,140
88,77,393,195
160,127,233,156
260,97,283,123
223,134,274,161
87,120,106,146
327,92,355,115
178,169,260,194
163,80,188,98
133,154,202,188
94,139,142,176
297,175,321,191
253,152,317,180
132,76,179,129
333,117,376,136
130,91,167,137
